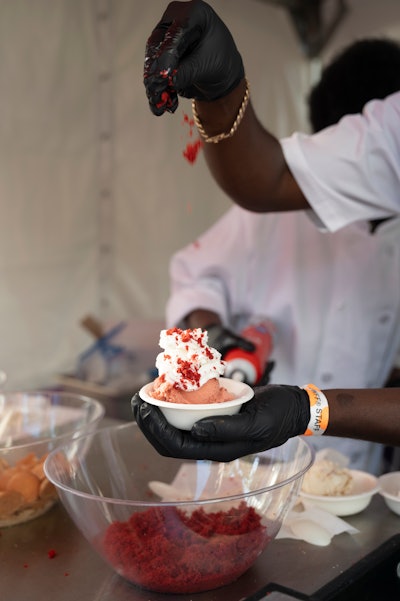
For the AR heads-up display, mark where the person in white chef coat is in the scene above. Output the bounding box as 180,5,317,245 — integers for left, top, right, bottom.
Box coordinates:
136,2,400,464
164,38,400,474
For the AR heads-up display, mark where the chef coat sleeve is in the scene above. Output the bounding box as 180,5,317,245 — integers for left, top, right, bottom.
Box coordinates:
166,206,251,328
280,91,400,233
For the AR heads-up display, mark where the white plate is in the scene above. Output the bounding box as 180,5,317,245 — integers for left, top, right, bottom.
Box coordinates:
378,471,400,516
300,469,379,516
138,377,254,430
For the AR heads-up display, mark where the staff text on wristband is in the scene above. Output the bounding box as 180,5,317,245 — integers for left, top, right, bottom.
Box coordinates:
302,383,329,436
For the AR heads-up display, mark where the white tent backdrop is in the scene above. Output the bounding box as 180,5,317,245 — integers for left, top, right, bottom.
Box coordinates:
0,0,399,388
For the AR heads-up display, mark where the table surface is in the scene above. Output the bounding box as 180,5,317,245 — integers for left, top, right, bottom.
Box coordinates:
1,422,399,601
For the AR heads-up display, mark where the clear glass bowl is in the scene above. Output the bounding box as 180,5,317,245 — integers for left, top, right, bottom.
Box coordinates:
0,391,104,527
44,422,314,594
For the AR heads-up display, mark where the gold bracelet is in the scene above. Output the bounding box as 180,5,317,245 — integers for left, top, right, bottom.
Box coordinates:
191,79,250,144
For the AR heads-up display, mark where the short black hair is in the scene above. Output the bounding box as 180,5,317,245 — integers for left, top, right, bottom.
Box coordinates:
308,38,400,132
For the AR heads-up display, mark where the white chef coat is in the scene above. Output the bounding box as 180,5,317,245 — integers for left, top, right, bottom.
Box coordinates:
167,207,400,474
281,91,400,232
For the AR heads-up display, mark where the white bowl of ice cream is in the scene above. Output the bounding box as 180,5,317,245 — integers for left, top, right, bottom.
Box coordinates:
138,327,254,430
140,376,254,430
378,471,400,516
299,458,379,516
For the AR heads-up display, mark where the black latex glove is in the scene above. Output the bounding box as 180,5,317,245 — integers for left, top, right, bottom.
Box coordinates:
256,360,275,386
144,0,244,115
206,325,275,386
206,324,256,357
132,384,310,462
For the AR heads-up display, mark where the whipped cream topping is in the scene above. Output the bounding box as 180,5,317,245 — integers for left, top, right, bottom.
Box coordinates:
155,328,225,391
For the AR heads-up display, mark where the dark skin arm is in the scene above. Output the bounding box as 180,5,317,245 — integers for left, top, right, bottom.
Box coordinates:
182,310,257,359
140,2,400,455
133,385,400,462
385,366,400,387
183,317,400,444
144,2,307,214
184,309,221,329
325,387,400,446
194,79,309,214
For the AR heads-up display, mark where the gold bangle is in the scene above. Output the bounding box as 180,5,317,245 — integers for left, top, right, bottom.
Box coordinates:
191,79,250,144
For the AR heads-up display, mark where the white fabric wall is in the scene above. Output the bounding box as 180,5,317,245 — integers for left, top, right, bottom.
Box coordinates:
0,0,399,388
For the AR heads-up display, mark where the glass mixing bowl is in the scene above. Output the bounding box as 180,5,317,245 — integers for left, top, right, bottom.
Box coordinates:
45,422,313,594
0,390,104,527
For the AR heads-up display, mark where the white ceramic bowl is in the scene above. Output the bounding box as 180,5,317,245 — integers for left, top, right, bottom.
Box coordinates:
300,469,379,516
378,471,400,516
138,377,254,430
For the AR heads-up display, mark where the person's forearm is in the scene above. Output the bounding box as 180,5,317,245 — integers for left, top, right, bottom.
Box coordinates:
385,366,400,387
194,79,309,213
324,387,400,446
184,310,221,330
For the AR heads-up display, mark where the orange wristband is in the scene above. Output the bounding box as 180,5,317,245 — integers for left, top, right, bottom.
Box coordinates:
302,383,329,436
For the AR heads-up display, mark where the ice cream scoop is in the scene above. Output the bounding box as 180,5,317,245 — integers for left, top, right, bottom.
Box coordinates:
155,327,227,390
139,377,254,430
139,327,254,429
151,376,235,404
301,459,353,496
150,327,236,405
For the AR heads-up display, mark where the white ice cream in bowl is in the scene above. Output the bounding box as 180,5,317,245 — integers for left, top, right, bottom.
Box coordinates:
299,450,379,516
138,327,254,430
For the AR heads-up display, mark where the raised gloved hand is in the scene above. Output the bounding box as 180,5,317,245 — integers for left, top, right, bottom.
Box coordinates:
206,324,256,357
257,360,275,386
132,384,310,462
144,0,244,115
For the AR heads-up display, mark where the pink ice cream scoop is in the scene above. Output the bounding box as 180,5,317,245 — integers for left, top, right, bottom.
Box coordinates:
138,327,254,430
151,376,235,405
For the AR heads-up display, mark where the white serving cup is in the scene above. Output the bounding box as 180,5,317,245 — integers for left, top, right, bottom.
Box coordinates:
138,377,254,430
300,469,379,516
378,471,400,516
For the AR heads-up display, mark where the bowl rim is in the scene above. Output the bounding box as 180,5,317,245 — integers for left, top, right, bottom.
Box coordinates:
138,377,254,410
0,390,105,452
300,469,379,503
378,472,400,502
44,421,315,507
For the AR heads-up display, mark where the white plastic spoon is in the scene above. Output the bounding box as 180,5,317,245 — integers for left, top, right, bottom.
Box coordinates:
148,480,192,502
290,519,332,546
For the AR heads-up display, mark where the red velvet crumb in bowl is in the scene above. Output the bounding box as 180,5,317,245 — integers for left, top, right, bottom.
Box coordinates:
102,501,269,594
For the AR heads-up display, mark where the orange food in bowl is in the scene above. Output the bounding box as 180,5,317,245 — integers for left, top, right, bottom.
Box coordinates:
0,452,58,525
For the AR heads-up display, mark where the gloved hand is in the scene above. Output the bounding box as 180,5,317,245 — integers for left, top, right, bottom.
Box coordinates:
144,0,244,115
132,384,310,462
206,324,256,357
257,360,275,386
206,325,275,386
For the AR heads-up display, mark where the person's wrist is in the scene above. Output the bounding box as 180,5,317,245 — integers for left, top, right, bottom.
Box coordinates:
301,383,330,436
204,324,225,350
192,79,250,144
184,310,221,330
193,78,248,140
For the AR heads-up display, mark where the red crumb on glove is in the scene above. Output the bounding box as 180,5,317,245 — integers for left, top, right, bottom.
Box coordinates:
156,91,171,109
